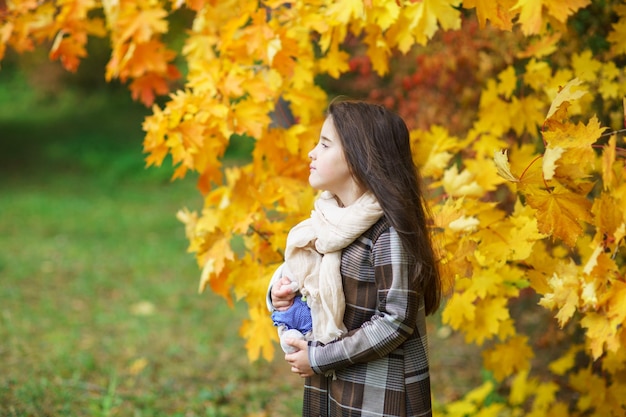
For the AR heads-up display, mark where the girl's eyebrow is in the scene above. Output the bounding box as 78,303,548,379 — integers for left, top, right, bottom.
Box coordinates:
320,136,332,142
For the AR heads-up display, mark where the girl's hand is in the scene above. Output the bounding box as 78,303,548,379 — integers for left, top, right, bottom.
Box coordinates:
271,276,297,311
285,339,314,378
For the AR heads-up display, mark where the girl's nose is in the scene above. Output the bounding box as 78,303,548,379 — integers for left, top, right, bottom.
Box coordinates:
308,148,315,160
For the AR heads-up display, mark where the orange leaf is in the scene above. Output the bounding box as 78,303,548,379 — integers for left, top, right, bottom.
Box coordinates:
129,72,170,106
525,185,592,247
118,7,169,43
517,33,561,58
49,32,87,72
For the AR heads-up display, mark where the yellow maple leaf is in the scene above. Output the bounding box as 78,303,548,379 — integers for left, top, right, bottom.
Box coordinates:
545,78,587,120
602,345,626,373
464,380,495,405
602,134,617,190
466,267,507,299
580,312,618,360
543,115,606,150
393,0,461,48
317,41,350,79
524,184,593,247
568,367,606,411
476,80,512,136
509,144,545,191
444,399,477,416
494,149,519,182
545,0,591,24
511,0,543,35
230,256,271,301
463,0,516,30
240,303,278,362
513,0,589,35
482,335,534,381
508,201,546,260
539,267,580,327
509,95,546,136
464,157,507,192
598,67,621,100
474,237,515,268
571,50,602,82
220,68,246,98
448,215,480,232
442,289,476,330
385,11,415,53
370,1,400,30
466,296,510,345
363,25,390,76
423,0,463,33
326,0,364,24
592,191,625,243
207,235,235,276
412,126,461,178
607,5,626,56
517,33,561,58
496,66,517,99
548,345,581,375
532,380,559,411
432,197,467,229
526,242,557,295
522,58,552,90
509,369,536,406
605,280,626,330
542,146,565,180
232,99,272,139
441,165,484,197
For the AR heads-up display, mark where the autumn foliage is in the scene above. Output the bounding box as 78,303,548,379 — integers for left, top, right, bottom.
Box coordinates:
3,0,626,415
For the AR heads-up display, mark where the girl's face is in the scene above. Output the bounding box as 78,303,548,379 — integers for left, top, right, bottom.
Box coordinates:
308,117,363,206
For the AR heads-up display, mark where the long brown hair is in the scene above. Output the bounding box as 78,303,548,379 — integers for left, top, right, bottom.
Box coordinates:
327,100,442,315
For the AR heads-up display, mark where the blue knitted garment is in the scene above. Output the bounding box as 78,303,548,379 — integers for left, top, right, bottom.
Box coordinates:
271,296,313,334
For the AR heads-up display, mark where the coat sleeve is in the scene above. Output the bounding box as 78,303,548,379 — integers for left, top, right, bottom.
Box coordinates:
309,227,420,374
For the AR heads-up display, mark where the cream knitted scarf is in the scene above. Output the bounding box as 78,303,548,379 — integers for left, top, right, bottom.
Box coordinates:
284,190,383,344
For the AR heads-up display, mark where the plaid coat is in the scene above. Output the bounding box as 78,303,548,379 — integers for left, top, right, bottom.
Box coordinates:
305,217,432,417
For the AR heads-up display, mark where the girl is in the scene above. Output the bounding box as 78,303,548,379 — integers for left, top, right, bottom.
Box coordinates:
269,100,442,417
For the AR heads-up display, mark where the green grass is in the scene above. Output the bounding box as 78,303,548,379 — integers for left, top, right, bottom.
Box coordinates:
0,175,301,416
0,75,302,416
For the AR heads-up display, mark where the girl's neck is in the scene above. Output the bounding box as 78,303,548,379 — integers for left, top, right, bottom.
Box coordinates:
335,187,366,207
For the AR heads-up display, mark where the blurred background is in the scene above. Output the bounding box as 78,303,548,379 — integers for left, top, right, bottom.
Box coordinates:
0,39,310,415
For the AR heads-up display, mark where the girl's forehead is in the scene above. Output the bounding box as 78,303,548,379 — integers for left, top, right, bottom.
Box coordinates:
321,116,338,136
